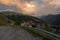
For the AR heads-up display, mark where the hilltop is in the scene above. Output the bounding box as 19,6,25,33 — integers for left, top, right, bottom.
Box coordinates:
0,11,48,28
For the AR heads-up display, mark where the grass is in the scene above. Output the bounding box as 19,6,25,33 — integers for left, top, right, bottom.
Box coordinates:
0,15,9,26
20,26,53,40
41,27,53,32
55,32,60,36
41,26,60,36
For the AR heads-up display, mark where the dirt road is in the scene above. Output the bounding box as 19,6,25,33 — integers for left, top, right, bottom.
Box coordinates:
0,26,42,40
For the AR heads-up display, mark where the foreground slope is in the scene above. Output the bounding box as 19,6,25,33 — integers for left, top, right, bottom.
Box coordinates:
0,26,42,40
0,11,54,40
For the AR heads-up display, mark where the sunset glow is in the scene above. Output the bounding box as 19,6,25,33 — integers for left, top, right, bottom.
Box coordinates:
26,4,35,8
0,0,60,16
22,3,36,13
0,0,36,13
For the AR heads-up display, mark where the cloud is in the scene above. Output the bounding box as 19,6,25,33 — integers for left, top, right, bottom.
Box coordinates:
45,0,60,5
0,0,60,16
0,0,36,9
34,0,60,16
0,0,39,14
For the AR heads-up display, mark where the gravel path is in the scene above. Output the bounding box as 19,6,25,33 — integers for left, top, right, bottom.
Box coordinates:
0,26,42,40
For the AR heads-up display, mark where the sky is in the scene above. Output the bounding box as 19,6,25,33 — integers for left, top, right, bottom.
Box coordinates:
0,0,60,16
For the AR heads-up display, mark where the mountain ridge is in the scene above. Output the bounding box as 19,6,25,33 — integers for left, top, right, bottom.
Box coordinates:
41,14,60,25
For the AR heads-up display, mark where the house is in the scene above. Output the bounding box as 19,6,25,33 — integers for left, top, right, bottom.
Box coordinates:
21,22,32,27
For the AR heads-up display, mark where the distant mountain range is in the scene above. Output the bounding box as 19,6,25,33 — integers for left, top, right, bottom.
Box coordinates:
0,4,19,11
41,14,60,25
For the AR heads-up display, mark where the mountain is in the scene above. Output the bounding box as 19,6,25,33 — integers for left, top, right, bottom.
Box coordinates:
0,11,53,40
0,11,48,27
0,4,19,11
41,14,60,25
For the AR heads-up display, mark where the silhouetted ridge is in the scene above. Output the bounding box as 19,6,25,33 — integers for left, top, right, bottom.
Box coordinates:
41,14,60,25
